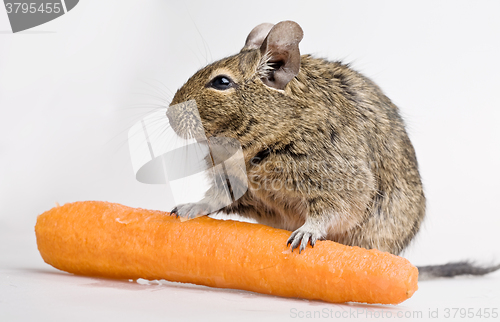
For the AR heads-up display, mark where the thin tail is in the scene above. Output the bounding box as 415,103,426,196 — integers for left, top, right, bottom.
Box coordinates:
418,261,500,281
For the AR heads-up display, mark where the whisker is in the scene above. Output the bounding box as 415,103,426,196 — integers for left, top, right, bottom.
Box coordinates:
184,3,212,64
129,91,170,104
142,78,176,99
107,109,172,154
137,79,173,103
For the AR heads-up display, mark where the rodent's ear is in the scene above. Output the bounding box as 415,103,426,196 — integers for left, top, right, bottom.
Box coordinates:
258,21,303,90
241,23,274,52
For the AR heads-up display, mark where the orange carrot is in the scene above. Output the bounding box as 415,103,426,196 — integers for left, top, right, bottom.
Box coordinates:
35,201,418,304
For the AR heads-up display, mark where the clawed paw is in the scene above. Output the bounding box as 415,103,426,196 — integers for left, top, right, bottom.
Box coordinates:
286,226,324,253
170,203,211,219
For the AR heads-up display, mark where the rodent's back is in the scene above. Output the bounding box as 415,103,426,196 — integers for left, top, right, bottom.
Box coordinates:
238,55,426,254
298,56,425,253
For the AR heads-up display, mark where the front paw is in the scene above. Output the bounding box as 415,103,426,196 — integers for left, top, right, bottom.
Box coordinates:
171,202,211,220
287,224,325,253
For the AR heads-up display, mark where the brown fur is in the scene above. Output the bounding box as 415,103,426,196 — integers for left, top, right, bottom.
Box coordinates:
170,23,425,255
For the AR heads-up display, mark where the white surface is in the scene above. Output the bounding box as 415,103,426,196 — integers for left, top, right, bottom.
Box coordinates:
1,1,499,321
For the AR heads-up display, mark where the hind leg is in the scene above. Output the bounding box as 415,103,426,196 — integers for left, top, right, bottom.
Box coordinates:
332,189,425,255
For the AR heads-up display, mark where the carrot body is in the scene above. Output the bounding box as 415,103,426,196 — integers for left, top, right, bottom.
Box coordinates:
35,201,418,304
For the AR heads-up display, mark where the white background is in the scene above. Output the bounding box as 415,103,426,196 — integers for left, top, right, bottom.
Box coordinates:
1,1,499,321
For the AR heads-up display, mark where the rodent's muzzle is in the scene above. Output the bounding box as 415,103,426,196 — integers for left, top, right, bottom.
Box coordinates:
166,100,206,140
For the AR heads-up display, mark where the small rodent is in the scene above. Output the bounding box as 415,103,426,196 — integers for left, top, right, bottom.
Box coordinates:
169,21,499,279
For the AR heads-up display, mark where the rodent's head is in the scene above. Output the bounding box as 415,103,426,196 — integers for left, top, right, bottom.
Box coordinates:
169,21,304,150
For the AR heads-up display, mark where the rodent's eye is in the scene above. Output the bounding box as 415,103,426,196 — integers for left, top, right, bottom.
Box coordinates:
208,75,234,91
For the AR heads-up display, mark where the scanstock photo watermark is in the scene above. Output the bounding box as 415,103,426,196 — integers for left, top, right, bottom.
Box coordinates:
3,0,79,32
289,307,499,319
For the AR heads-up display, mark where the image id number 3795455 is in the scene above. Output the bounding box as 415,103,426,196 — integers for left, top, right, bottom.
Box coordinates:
5,2,61,14
443,308,498,319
